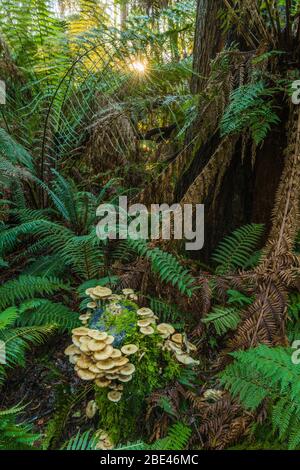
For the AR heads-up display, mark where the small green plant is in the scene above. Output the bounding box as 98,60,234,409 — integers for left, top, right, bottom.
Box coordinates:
220,81,280,144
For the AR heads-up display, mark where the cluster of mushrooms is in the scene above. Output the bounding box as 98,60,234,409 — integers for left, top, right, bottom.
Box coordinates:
135,307,199,366
65,327,138,403
65,286,199,402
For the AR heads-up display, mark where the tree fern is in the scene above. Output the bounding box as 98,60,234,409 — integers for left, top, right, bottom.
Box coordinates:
0,404,40,450
212,224,264,274
202,306,241,335
116,423,191,451
0,324,56,384
17,299,80,332
0,275,69,310
63,429,98,451
127,238,196,296
220,81,280,144
220,345,300,449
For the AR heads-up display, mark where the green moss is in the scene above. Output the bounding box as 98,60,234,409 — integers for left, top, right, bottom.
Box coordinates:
93,298,186,444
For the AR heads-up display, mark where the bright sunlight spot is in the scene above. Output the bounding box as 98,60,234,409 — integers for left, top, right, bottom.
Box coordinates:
130,60,147,74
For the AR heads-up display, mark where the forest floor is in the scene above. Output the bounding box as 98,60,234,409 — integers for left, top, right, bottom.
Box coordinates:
1,336,96,447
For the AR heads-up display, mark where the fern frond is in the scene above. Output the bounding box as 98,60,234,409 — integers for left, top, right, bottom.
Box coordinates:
202,306,240,335
212,224,264,274
0,275,69,310
127,239,196,296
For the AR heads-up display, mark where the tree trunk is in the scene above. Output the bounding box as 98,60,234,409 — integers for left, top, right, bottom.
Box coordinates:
191,0,224,94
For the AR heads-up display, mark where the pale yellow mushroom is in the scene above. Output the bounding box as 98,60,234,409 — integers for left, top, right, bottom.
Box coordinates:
89,364,102,374
105,335,115,345
110,349,122,359
87,302,97,309
118,374,133,383
119,363,135,376
79,314,91,322
137,319,155,327
77,357,92,369
95,377,111,388
72,336,81,347
77,369,96,381
175,354,200,366
86,400,97,419
64,344,80,356
94,345,114,361
96,359,115,370
113,357,129,367
69,354,80,365
140,326,155,335
172,333,183,345
79,343,90,353
121,344,139,356
88,340,107,352
105,374,119,380
79,336,91,344
122,288,135,296
137,307,155,317
107,390,122,402
72,327,90,336
88,330,108,341
92,286,112,299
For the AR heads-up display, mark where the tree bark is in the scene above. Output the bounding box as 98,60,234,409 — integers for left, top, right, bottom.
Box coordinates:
191,0,224,94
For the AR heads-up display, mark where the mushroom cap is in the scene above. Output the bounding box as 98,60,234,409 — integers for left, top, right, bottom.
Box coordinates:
94,345,113,360
157,323,175,335
79,342,90,353
105,335,115,345
79,335,91,344
87,302,97,309
175,354,200,366
72,327,90,336
166,340,182,354
119,363,135,376
108,294,123,301
72,336,81,347
108,366,123,374
121,344,139,356
107,390,122,402
137,307,154,317
89,364,102,374
64,344,80,356
77,369,96,381
77,357,92,369
88,330,108,341
137,319,155,327
172,333,183,345
86,400,97,419
92,286,112,299
96,358,115,370
69,354,80,364
129,294,138,301
85,288,96,296
140,326,155,335
118,374,133,382
88,340,107,352
122,288,135,296
95,377,111,388
111,349,122,359
106,374,119,380
79,314,91,321
113,357,129,367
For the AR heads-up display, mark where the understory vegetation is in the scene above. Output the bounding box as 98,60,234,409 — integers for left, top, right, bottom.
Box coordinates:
1,0,300,451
